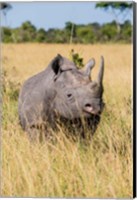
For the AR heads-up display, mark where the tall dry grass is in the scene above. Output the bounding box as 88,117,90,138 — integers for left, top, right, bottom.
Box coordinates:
2,44,132,197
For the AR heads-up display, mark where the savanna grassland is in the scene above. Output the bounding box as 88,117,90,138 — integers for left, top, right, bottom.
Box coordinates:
1,44,132,198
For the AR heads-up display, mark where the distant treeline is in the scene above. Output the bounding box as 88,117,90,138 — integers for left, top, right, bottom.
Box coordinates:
2,20,132,44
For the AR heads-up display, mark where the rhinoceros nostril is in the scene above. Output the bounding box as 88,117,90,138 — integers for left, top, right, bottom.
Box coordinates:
85,103,92,107
84,104,94,113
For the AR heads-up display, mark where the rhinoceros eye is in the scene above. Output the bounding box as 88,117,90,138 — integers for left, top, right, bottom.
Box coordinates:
66,92,75,102
67,93,72,98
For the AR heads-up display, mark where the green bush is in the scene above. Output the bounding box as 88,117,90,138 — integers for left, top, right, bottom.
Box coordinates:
2,20,132,43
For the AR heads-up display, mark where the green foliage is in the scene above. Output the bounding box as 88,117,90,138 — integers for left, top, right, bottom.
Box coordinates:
95,2,132,36
95,2,132,11
18,21,37,42
100,21,118,41
70,49,84,68
76,25,96,43
36,28,47,42
2,27,13,42
2,20,132,44
21,21,36,32
121,20,132,42
64,22,77,43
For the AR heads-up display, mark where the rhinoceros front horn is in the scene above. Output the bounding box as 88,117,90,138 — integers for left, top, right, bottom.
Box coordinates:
97,56,104,85
84,58,95,78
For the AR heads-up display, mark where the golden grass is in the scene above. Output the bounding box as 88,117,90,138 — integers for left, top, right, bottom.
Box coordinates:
2,43,132,198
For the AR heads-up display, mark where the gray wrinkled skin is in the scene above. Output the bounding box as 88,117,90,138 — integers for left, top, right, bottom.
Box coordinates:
18,54,105,140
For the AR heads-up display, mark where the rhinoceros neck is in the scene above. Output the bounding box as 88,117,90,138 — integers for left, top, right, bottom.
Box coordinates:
43,65,56,85
31,66,55,87
19,65,55,103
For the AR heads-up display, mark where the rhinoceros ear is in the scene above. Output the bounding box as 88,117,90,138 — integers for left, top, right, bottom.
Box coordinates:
51,54,63,75
84,58,95,78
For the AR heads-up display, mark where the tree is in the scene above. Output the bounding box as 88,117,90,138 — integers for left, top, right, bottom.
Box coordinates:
0,3,12,41
100,21,117,42
95,2,132,34
121,20,132,42
0,3,12,26
0,2,12,12
2,27,13,42
19,21,37,42
77,25,96,43
36,28,46,42
21,21,36,32
65,21,77,43
1,20,132,44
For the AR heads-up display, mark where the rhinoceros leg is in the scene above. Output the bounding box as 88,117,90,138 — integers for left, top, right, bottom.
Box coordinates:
26,124,55,143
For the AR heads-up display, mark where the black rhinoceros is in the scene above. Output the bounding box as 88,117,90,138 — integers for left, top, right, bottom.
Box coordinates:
18,54,104,140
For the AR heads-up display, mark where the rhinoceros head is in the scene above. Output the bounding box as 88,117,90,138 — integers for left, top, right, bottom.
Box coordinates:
49,54,104,120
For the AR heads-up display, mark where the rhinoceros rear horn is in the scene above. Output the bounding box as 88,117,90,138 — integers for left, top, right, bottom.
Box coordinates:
51,54,63,74
97,56,104,85
85,58,95,78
